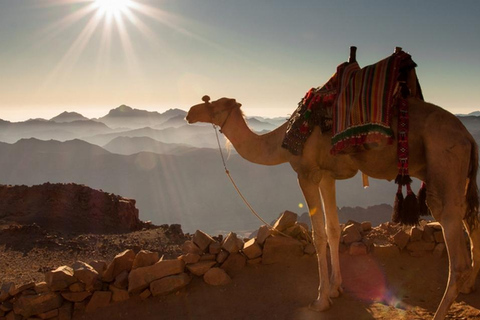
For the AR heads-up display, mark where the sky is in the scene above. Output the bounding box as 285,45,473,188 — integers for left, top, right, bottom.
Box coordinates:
1,0,479,121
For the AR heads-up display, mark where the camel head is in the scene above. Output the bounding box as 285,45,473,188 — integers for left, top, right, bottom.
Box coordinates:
186,95,242,128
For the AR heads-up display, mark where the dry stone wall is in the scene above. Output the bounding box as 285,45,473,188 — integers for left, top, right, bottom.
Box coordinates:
0,211,453,320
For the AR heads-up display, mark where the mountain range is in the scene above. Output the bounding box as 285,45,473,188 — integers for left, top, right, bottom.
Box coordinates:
0,104,478,234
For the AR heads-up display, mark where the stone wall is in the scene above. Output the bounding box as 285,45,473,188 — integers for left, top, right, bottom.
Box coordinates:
0,211,451,320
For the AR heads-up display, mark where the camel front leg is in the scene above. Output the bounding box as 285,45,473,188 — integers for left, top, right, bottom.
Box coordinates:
320,176,343,298
299,176,331,311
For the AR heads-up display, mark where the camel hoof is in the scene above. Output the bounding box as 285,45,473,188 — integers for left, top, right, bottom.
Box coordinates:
330,285,343,298
308,298,332,312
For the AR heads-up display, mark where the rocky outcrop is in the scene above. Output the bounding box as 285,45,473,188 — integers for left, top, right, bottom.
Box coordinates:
0,183,141,234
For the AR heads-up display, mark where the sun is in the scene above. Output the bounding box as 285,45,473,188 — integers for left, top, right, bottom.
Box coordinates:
94,0,132,16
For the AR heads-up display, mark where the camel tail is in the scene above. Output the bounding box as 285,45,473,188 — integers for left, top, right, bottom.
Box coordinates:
465,139,480,230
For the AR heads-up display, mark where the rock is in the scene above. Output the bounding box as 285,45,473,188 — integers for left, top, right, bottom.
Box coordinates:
256,225,272,245
150,273,191,296
102,249,136,282
216,250,229,264
349,242,368,255
37,308,58,319
109,285,130,303
361,221,372,232
393,230,410,250
409,226,423,242
0,301,12,312
342,224,362,245
203,268,232,286
0,282,14,302
406,240,436,252
13,292,63,318
247,257,262,265
186,261,216,276
242,239,262,260
9,282,35,296
45,266,76,291
422,224,436,242
221,253,246,276
71,261,99,291
193,230,215,252
128,259,185,294
433,243,446,258
88,260,107,277
209,242,221,255
132,250,159,270
113,270,129,290
58,302,73,320
200,254,216,261
34,282,50,295
273,210,298,232
262,236,304,265
72,301,86,318
178,253,201,265
61,291,92,303
222,232,240,253
182,240,203,255
85,291,111,313
304,243,316,255
139,289,151,300
5,311,22,320
68,282,85,293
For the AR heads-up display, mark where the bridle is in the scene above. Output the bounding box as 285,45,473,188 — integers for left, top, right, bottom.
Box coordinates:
202,95,235,133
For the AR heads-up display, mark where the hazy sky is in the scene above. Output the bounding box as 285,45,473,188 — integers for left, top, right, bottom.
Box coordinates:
1,0,479,121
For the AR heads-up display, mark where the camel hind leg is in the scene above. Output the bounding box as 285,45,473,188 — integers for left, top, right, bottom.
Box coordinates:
424,133,474,319
461,219,480,294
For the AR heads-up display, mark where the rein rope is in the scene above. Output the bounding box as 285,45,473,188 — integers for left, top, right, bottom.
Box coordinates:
212,123,312,242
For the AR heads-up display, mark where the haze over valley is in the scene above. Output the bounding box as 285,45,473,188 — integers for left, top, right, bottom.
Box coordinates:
1,104,479,234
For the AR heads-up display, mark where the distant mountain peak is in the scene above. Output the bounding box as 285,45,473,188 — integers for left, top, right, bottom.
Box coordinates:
50,111,88,123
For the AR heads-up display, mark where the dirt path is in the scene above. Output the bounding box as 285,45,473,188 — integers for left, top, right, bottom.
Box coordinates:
74,252,480,320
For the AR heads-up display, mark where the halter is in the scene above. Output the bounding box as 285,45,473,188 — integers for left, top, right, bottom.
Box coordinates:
202,95,236,133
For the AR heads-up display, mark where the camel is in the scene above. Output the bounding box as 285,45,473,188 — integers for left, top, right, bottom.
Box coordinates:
185,75,480,320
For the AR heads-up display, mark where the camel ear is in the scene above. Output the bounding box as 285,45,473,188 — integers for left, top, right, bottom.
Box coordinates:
228,98,242,108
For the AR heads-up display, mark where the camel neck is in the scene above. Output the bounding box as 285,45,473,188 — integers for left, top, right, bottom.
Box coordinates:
219,108,290,166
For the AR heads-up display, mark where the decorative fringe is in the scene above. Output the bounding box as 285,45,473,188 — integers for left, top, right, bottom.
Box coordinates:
417,181,430,216
392,182,420,226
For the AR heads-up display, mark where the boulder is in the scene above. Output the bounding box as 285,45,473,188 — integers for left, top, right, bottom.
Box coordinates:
393,230,410,250
68,282,86,293
109,285,130,303
61,291,91,303
179,253,201,265
216,250,229,264
85,291,111,313
182,240,203,255
372,244,400,257
45,266,76,291
150,273,191,296
434,231,445,243
433,243,446,259
204,268,232,286
102,249,136,282
13,292,63,318
256,225,272,245
113,270,129,290
37,309,58,319
9,282,35,296
242,239,262,260
139,289,151,300
132,250,159,270
34,282,50,294
0,282,14,302
58,302,73,320
88,260,107,277
422,224,436,242
71,261,99,291
361,221,372,232
222,232,240,253
273,211,297,232
193,230,215,252
209,242,221,255
342,224,362,245
186,261,217,276
262,236,304,265
409,226,423,242
128,259,185,294
221,253,246,276
406,240,436,252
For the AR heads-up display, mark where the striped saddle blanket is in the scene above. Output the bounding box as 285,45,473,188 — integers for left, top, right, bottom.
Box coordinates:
281,50,419,155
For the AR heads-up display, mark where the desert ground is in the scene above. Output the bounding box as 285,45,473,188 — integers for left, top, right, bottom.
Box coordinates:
1,221,479,320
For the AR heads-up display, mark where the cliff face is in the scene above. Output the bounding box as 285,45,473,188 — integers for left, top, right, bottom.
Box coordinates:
0,183,141,234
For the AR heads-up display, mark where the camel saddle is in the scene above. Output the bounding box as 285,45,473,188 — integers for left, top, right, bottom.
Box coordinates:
282,50,422,156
